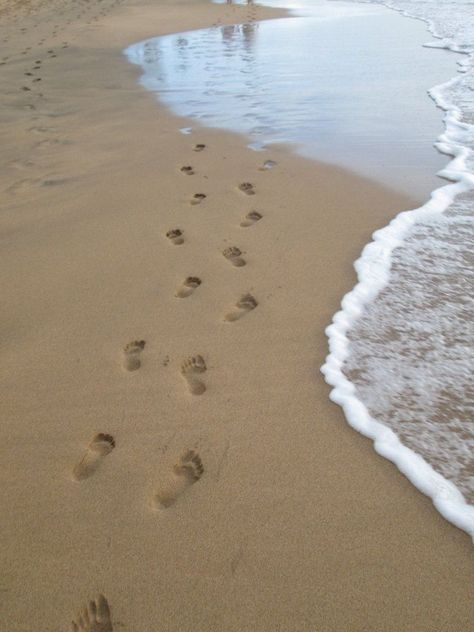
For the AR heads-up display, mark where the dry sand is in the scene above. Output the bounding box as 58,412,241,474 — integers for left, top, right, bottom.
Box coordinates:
0,0,473,630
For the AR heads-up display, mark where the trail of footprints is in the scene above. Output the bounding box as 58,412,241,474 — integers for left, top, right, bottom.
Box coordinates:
1,0,128,187
72,141,272,492
59,32,274,616
72,143,273,490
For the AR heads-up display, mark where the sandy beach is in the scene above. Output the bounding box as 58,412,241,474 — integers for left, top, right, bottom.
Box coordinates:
1,0,473,630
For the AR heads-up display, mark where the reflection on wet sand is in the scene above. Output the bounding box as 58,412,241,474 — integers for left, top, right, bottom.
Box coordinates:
125,3,456,198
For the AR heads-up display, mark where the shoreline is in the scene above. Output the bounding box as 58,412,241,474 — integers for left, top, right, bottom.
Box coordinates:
1,1,473,630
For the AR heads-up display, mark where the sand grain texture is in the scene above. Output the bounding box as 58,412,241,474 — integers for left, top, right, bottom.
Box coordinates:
0,0,473,630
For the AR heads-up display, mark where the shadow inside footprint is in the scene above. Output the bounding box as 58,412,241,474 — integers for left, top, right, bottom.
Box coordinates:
123,340,145,371
175,276,201,298
238,182,255,195
181,355,207,395
166,229,184,245
193,144,206,152
223,246,246,267
225,293,258,322
180,165,194,175
70,594,113,632
190,193,206,205
72,434,115,481
153,450,204,509
240,211,262,228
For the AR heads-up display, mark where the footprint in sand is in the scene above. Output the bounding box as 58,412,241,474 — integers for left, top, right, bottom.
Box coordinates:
223,246,246,267
240,210,262,228
180,165,194,175
225,293,258,322
123,340,146,371
190,193,206,205
72,434,115,481
175,276,201,298
153,449,204,509
70,594,113,632
193,144,206,152
238,182,255,196
181,355,207,395
166,228,184,245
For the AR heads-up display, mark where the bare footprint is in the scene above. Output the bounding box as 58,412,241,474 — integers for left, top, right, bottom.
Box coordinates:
153,450,204,509
175,276,201,298
190,193,206,205
193,144,206,152
238,182,255,195
166,228,184,245
181,355,207,395
123,340,145,371
72,434,115,481
225,293,258,322
70,594,113,631
223,246,246,267
180,165,194,175
240,210,262,227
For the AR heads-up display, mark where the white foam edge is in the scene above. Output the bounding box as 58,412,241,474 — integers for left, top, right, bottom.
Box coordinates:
322,4,474,540
124,8,474,537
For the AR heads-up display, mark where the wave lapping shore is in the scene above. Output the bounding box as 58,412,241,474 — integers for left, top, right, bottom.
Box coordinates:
0,1,473,630
323,0,474,538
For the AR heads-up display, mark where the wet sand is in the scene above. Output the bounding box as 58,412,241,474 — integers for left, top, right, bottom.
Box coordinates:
0,1,473,630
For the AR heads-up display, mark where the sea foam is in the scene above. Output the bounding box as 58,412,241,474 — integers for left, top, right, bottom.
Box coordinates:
322,0,474,538
125,0,474,537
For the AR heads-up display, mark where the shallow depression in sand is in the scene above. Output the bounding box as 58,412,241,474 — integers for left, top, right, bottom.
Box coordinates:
125,1,474,533
125,0,457,199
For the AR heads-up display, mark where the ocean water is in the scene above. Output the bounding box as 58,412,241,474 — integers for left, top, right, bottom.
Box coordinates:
322,0,474,536
126,1,456,199
125,1,474,537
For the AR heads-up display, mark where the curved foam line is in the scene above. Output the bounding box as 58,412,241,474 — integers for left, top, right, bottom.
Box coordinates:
322,2,474,539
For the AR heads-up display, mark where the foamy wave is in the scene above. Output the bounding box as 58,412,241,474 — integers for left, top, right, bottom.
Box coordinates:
322,0,474,538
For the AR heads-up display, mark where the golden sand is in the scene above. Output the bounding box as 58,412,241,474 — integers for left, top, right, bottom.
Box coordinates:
0,1,472,630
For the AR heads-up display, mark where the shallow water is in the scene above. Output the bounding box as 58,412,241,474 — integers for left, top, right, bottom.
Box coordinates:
125,0,474,535
125,0,456,200
321,0,474,534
